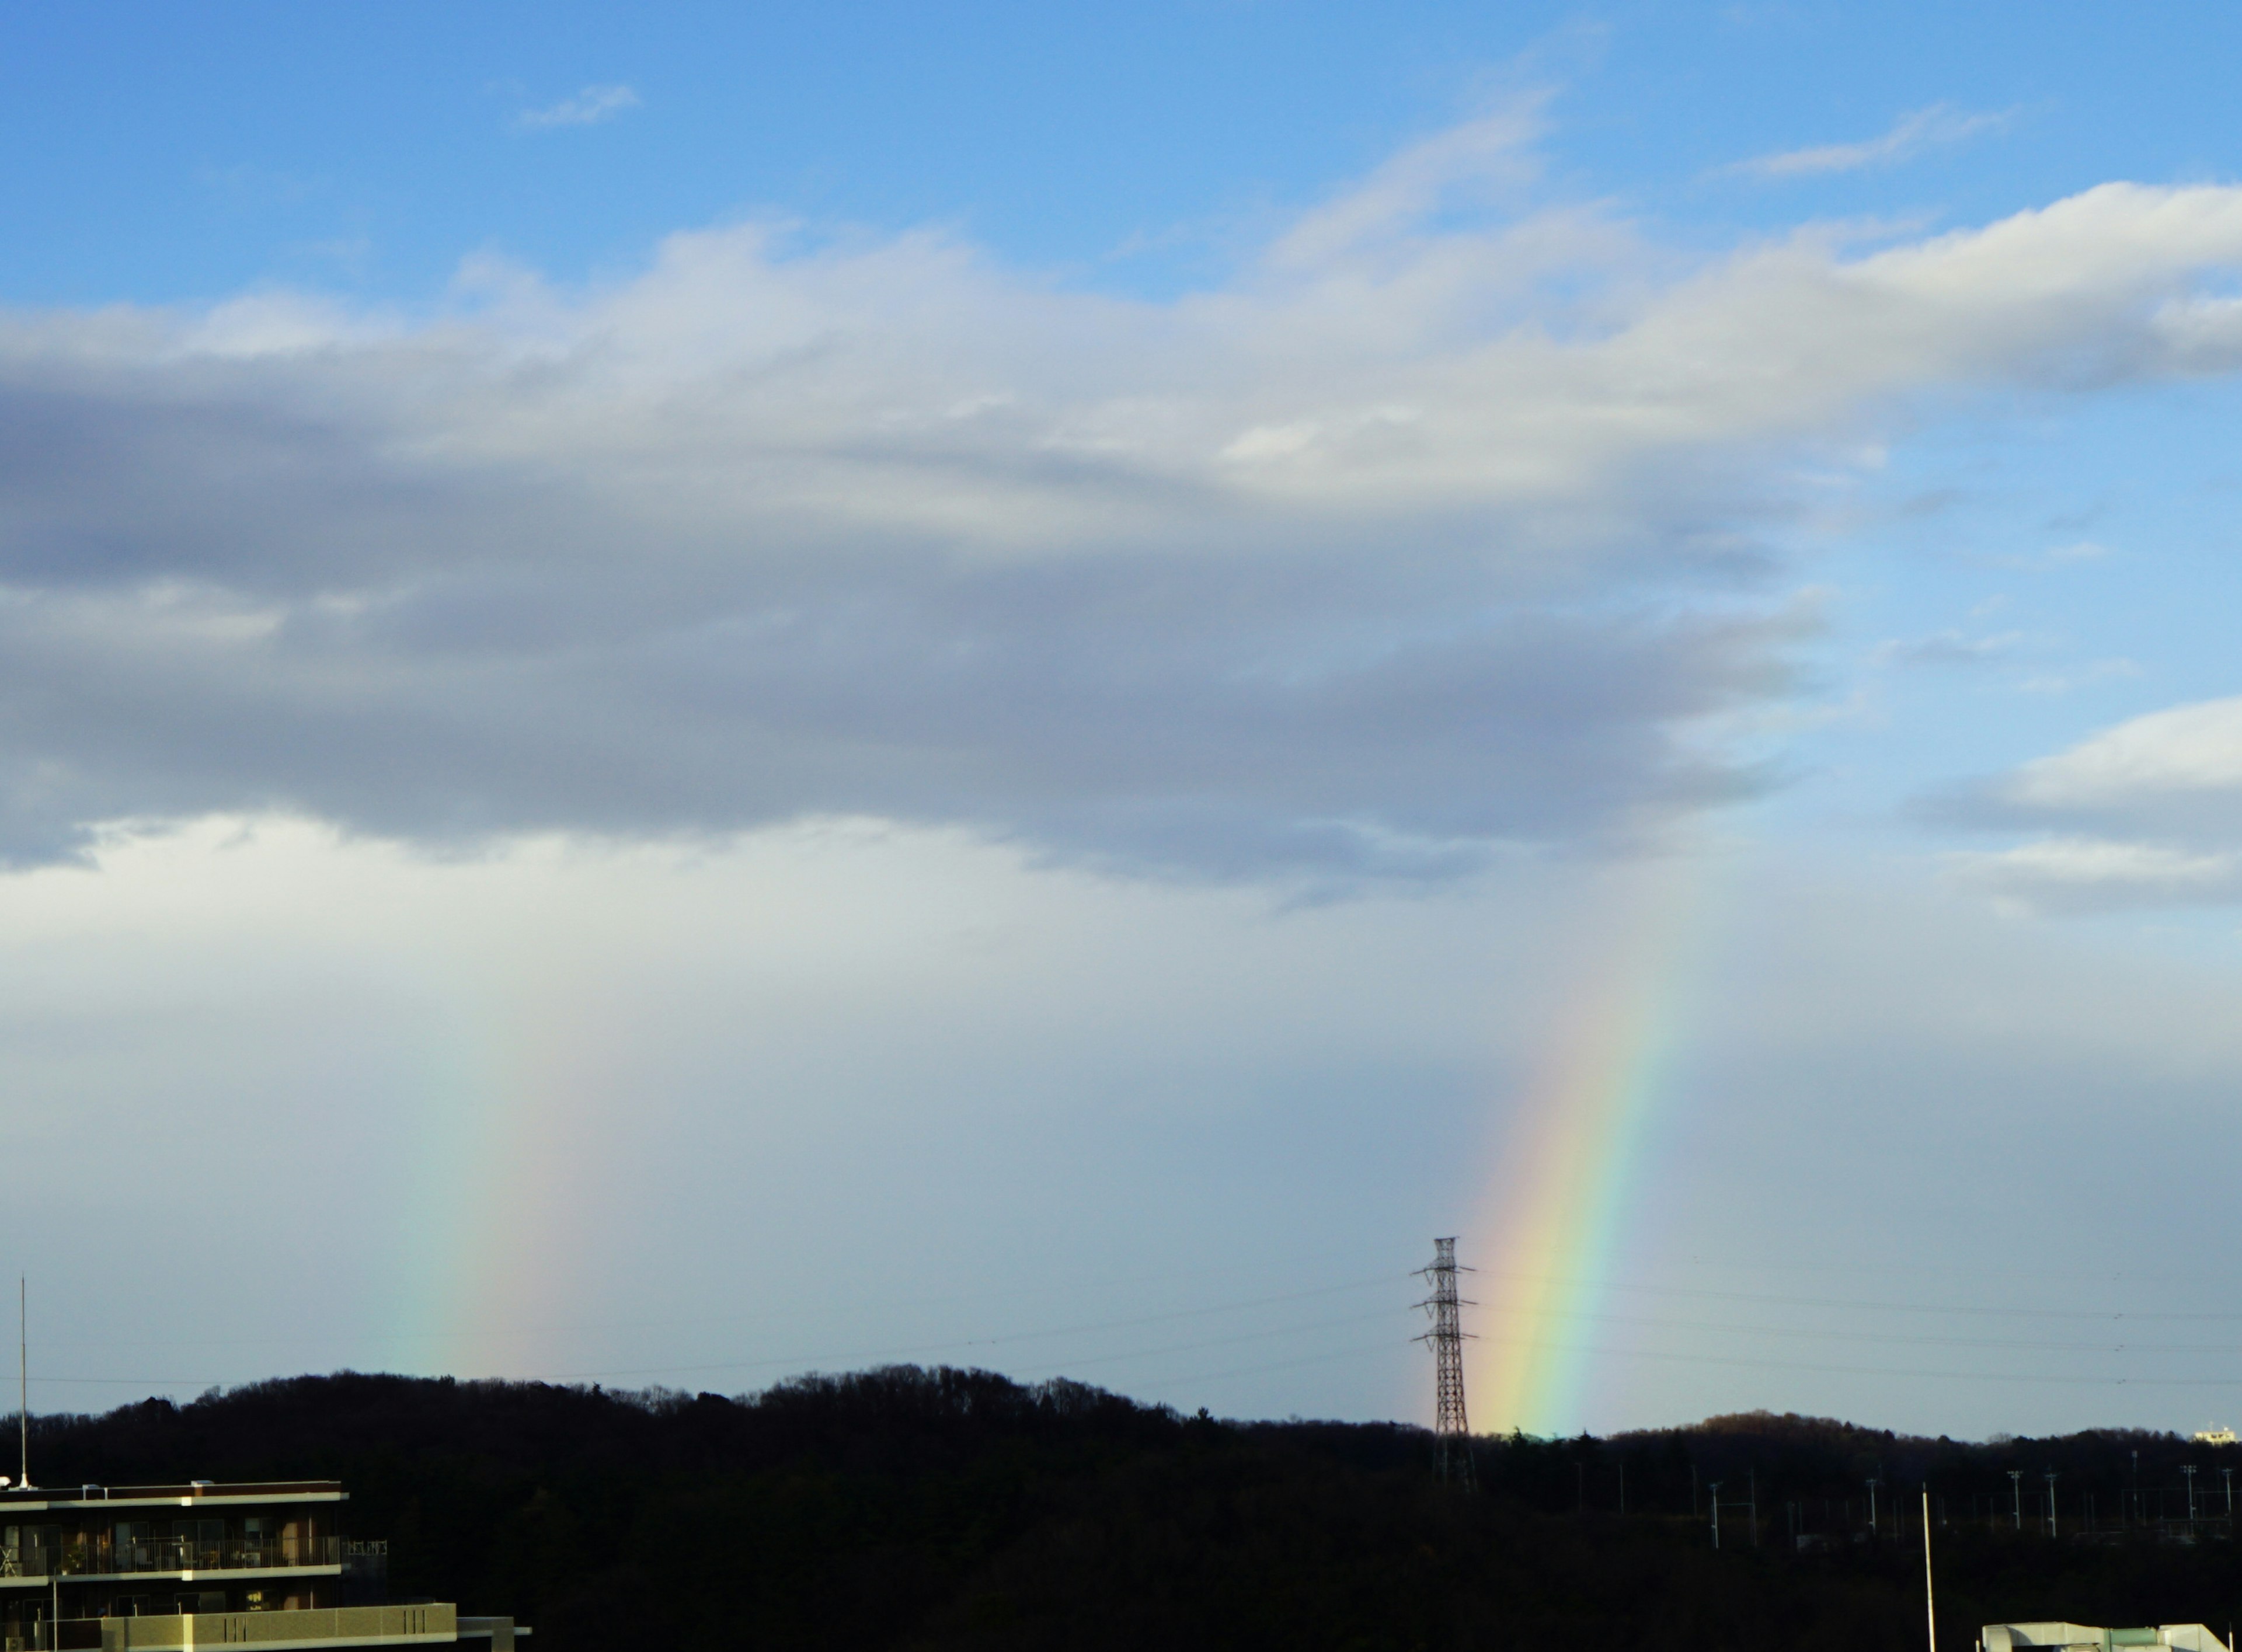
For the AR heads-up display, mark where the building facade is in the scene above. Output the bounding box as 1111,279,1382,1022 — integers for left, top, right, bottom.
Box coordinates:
0,1479,521,1651
1984,1626,2230,1652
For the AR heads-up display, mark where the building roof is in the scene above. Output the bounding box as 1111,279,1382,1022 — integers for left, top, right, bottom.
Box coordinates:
1985,1625,2230,1652
0,1480,344,1511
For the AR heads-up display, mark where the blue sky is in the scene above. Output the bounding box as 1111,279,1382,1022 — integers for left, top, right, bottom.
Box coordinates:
13,4,2242,304
6,2,2242,1441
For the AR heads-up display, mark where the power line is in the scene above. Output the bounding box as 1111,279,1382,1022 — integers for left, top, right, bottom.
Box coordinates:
16,1300,1419,1392
1466,1328,2242,1389
19,1268,1415,1355
27,1255,2242,1364
1474,1267,2242,1324
22,1247,1434,1352
40,1256,2242,1403
1134,1339,1405,1393
1003,1308,1413,1379
1498,1303,2242,1357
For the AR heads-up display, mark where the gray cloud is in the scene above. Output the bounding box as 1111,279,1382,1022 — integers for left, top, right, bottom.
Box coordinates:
0,375,1794,874
11,132,2242,880
1873,629,2020,668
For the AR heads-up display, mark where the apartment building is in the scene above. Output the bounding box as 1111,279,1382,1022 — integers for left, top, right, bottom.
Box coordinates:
0,1478,522,1651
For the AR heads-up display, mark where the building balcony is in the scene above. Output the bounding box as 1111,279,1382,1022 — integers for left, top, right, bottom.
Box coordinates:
5,1604,456,1651
0,1542,343,1585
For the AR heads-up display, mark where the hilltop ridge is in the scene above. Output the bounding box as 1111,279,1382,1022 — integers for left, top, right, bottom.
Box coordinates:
18,1372,2241,1651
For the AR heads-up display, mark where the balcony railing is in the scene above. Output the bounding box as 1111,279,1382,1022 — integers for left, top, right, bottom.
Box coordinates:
0,1538,341,1581
3,1602,452,1650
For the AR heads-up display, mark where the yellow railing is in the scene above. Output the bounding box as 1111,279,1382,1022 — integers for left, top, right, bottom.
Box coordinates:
6,1605,454,1651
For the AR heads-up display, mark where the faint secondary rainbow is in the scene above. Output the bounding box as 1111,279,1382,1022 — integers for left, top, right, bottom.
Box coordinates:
1468,859,1715,1437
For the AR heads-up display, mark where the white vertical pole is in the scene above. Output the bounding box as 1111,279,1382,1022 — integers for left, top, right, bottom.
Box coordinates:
1922,1489,1937,1652
18,1275,26,1490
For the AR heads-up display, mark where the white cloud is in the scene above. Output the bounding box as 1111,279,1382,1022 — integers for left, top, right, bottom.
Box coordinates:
9,124,2242,880
516,83,640,131
1872,629,2020,668
1949,837,2242,913
2007,697,2242,807
1726,103,2010,180
1944,698,2242,909
1266,103,1548,267
2015,657,2140,695
1985,538,2114,571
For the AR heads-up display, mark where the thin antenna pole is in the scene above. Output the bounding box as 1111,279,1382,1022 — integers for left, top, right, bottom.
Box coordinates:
18,1274,26,1491
1923,1488,1937,1652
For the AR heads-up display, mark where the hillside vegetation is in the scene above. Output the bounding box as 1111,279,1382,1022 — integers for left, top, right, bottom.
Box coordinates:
24,1372,2242,1651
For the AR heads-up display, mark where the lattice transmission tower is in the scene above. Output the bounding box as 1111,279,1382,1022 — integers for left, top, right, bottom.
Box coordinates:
1416,1236,1477,1491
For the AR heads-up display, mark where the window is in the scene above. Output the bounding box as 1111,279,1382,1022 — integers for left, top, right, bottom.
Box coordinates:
169,1519,222,1569
113,1522,151,1572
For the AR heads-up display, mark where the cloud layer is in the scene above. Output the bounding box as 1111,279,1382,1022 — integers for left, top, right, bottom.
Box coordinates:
11,118,2242,879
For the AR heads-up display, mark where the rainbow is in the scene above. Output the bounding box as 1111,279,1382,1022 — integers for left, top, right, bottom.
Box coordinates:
1467,859,1714,1437
388,963,622,1379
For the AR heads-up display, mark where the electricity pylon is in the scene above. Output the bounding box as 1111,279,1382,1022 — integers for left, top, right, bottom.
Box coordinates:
1416,1236,1477,1491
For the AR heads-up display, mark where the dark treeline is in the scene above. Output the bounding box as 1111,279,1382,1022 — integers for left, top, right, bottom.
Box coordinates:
19,1372,2242,1651
1501,1411,2238,1533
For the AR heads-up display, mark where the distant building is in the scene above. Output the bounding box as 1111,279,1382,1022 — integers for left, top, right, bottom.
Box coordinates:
0,1479,523,1651
1984,1626,2229,1652
2192,1427,2237,1446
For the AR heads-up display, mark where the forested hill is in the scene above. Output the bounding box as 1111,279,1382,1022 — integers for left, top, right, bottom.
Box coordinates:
22,1371,2242,1651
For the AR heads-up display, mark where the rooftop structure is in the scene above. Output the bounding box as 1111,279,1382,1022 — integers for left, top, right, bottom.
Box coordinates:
1984,1626,2230,1652
0,1479,523,1651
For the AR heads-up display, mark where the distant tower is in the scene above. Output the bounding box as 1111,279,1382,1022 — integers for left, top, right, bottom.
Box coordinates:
1416,1236,1477,1491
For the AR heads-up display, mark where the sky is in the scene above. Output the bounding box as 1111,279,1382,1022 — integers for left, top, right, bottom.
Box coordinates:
5,1,2242,1445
